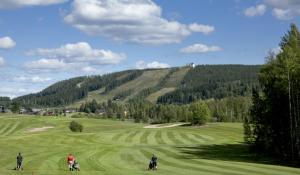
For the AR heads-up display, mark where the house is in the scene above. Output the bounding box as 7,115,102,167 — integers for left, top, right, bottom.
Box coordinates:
0,106,5,113
19,108,27,114
31,108,43,115
64,108,77,114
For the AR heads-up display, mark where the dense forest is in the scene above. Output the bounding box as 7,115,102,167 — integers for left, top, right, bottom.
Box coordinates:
158,65,260,104
244,24,300,162
14,70,143,107
14,65,260,108
0,97,11,108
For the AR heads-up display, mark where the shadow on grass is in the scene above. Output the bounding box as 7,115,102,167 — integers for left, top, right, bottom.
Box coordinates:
177,143,300,168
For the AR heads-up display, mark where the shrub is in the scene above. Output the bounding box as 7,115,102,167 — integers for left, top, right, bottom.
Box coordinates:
189,101,211,125
69,121,83,132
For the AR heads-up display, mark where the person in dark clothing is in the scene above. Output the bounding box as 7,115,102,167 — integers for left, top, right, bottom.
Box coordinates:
72,160,80,171
148,154,158,170
16,153,23,171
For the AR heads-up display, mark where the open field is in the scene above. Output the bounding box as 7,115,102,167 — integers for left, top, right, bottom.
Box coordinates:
0,115,299,175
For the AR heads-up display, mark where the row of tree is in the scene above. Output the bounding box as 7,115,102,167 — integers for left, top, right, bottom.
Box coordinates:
79,96,251,124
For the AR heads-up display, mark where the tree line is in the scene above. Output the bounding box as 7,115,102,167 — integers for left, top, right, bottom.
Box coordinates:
244,24,300,162
78,96,251,124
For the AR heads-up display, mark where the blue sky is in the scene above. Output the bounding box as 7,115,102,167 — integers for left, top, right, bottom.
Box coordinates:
0,0,299,98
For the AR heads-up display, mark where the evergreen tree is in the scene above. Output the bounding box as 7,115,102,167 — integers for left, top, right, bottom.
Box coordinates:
247,24,300,161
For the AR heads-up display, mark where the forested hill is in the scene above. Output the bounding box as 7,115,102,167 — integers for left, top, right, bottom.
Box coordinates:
14,65,261,107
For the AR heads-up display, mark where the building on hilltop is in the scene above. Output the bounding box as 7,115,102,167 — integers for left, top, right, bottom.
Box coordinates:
187,63,196,68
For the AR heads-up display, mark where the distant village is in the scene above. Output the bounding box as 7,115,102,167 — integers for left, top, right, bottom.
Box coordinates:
0,105,77,116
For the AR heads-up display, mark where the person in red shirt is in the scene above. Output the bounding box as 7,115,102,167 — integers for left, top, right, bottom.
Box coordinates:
67,154,75,171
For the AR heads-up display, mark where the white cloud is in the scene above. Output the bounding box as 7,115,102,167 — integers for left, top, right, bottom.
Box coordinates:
136,60,170,69
180,43,223,53
244,4,266,17
272,8,293,20
264,0,300,20
13,76,52,83
24,58,67,72
0,36,16,49
64,0,215,44
0,87,39,98
24,42,126,72
0,0,68,9
264,0,300,9
27,42,125,65
188,23,215,34
0,57,4,66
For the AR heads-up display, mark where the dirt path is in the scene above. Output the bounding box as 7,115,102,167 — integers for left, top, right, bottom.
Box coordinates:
144,123,187,129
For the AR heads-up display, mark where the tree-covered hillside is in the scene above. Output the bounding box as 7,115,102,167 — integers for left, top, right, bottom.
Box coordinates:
158,65,261,104
0,97,11,108
14,65,261,107
14,70,143,107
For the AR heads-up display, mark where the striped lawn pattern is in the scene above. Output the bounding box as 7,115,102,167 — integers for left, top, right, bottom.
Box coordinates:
0,116,299,175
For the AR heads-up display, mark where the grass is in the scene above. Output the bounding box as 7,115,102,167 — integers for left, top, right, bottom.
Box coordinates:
146,87,175,103
0,114,299,175
142,67,191,103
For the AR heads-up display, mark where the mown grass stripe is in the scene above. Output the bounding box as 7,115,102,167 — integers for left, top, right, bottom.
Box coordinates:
140,130,150,144
0,123,12,135
190,134,205,143
193,134,215,142
3,122,20,136
151,147,288,175
179,133,199,144
140,149,250,175
125,131,139,143
167,131,184,145
111,130,130,142
154,130,166,144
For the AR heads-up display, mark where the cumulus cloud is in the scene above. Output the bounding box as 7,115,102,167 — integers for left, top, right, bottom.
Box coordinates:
0,0,68,9
264,0,300,20
13,76,52,83
24,58,67,72
0,36,16,49
188,23,215,34
64,0,215,44
244,4,266,17
27,42,125,65
272,8,294,20
180,43,223,53
136,61,170,69
0,87,39,98
25,42,126,72
0,57,4,66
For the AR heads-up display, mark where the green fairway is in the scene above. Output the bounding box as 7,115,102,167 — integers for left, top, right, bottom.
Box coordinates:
0,115,299,175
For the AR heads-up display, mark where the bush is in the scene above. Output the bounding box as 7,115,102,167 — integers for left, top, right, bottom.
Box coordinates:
69,121,83,132
190,101,211,125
